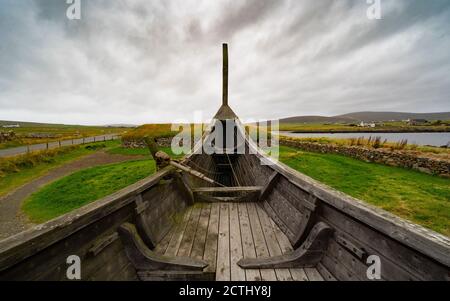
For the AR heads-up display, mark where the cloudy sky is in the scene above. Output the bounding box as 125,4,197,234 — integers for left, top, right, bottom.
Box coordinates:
0,0,449,125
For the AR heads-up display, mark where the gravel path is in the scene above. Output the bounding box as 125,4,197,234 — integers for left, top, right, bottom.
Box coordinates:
0,151,143,240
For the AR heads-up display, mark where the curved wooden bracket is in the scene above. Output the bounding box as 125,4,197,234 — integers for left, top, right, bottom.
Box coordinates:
237,222,333,269
118,223,208,271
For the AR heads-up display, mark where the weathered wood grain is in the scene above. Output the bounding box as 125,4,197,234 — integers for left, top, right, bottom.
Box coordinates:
165,207,192,257
203,203,219,274
238,203,261,281
304,267,324,281
246,203,277,281
238,222,333,269
216,203,231,280
190,204,211,260
316,262,336,281
320,204,447,280
229,203,246,281
256,205,292,281
177,206,201,257
118,223,208,271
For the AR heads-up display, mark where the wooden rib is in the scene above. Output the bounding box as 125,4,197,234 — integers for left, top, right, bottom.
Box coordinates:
246,203,277,281
192,186,262,193
216,203,231,281
203,203,220,274
229,203,246,281
191,204,211,260
165,207,192,257
256,205,292,281
177,205,202,257
238,203,261,281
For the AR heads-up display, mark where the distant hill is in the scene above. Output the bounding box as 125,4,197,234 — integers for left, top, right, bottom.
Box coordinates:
279,115,353,124
0,120,136,128
0,120,68,127
335,112,450,122
104,124,138,128
280,112,450,123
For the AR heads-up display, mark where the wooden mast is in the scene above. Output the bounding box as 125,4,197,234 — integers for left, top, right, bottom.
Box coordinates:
222,43,228,107
214,43,237,120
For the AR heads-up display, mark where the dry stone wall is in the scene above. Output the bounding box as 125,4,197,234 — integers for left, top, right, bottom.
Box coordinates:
280,139,450,178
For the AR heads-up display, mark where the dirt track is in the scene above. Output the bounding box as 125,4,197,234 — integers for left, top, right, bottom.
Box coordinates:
0,151,143,240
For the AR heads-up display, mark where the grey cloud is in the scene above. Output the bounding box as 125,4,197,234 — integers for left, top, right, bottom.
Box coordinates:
0,0,449,125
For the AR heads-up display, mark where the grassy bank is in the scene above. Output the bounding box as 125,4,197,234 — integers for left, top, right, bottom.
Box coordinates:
279,146,450,236
23,159,156,223
1,146,92,197
107,144,185,159
21,143,182,222
0,141,120,197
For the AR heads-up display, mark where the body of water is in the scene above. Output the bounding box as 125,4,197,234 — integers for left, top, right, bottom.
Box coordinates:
279,132,450,147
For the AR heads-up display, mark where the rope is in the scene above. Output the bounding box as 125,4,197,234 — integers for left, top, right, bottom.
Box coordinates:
186,158,224,176
226,153,241,187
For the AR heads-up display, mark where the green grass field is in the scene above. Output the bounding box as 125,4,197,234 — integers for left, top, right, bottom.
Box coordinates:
21,143,183,223
279,146,450,236
23,159,156,223
0,142,116,197
0,121,129,149
107,145,185,159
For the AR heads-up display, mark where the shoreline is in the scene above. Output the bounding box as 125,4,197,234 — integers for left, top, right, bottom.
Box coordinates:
286,130,450,134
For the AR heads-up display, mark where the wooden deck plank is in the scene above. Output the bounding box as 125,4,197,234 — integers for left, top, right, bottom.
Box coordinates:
191,204,211,260
155,202,327,282
203,203,219,274
216,203,231,281
317,263,337,281
246,203,277,281
256,205,293,281
153,226,174,254
238,203,261,281
290,268,309,281
305,268,325,281
266,207,312,281
177,205,202,257
165,207,192,257
229,203,246,281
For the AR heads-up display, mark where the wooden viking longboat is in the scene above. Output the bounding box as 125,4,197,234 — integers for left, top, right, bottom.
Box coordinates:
0,44,449,281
